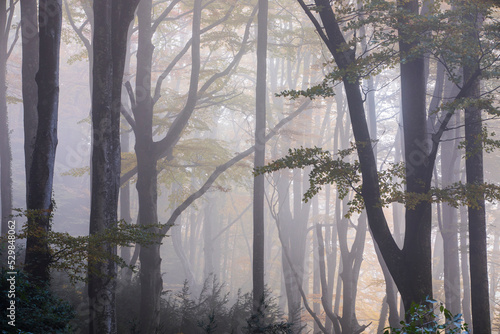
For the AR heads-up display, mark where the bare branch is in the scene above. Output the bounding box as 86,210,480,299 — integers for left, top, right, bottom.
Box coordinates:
64,0,91,53
156,100,311,233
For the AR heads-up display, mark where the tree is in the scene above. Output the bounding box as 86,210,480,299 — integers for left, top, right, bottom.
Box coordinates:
253,0,268,320
268,0,489,313
88,0,139,332
25,0,63,285
462,2,491,332
20,0,38,202
0,0,17,265
122,1,256,330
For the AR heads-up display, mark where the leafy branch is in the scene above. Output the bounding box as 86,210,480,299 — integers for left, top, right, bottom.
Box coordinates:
7,210,165,284
254,145,500,216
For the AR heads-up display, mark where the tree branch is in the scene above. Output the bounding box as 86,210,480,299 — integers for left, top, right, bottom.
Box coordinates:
64,0,91,53
426,67,482,185
152,2,238,104
120,106,136,132
151,0,182,33
157,100,311,233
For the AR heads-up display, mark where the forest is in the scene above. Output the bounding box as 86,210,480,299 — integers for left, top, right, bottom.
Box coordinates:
1,0,500,333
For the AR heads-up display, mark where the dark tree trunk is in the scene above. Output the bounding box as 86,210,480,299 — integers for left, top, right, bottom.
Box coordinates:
301,0,436,315
397,0,433,311
252,0,268,317
88,0,139,332
462,5,491,332
25,0,62,285
464,61,491,334
134,0,158,330
88,0,117,331
20,0,38,197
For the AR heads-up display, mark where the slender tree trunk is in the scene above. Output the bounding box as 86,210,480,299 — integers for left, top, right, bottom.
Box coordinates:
464,57,491,334
0,0,12,266
462,4,491,332
489,223,500,321
460,205,472,326
312,196,320,334
440,121,461,315
252,0,268,317
135,0,162,330
25,0,62,285
20,0,38,193
119,125,132,279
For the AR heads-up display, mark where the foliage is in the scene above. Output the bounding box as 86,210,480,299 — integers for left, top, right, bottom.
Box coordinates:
383,299,468,334
278,0,500,111
7,209,165,283
245,302,294,334
0,269,75,334
254,146,500,216
156,276,291,334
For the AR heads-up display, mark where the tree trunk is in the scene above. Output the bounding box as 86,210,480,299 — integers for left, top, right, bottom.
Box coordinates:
460,205,472,326
20,0,38,199
303,0,435,315
397,0,434,311
252,0,268,317
0,0,12,266
462,4,491,332
88,1,138,332
440,121,461,315
25,0,62,285
119,125,132,279
88,0,117,331
134,1,161,331
133,0,166,330
464,56,491,334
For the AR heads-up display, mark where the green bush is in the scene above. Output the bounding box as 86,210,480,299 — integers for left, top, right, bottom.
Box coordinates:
383,299,468,334
0,269,74,334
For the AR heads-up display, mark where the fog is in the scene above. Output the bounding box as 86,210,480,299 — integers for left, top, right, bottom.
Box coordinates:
1,0,500,333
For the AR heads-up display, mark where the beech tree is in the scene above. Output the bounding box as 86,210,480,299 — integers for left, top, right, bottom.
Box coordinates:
257,0,499,317
24,0,62,285
88,0,139,332
20,0,38,198
462,2,491,332
252,0,268,320
120,1,257,330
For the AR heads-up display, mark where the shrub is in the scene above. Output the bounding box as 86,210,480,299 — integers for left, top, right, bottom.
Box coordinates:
158,275,291,334
384,299,468,334
0,269,74,334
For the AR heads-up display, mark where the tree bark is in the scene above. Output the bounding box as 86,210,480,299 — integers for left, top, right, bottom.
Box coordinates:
88,0,116,331
397,0,434,311
298,0,438,314
463,4,491,332
464,54,491,334
134,0,162,331
88,1,139,332
25,0,62,285
20,0,38,191
252,0,268,317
